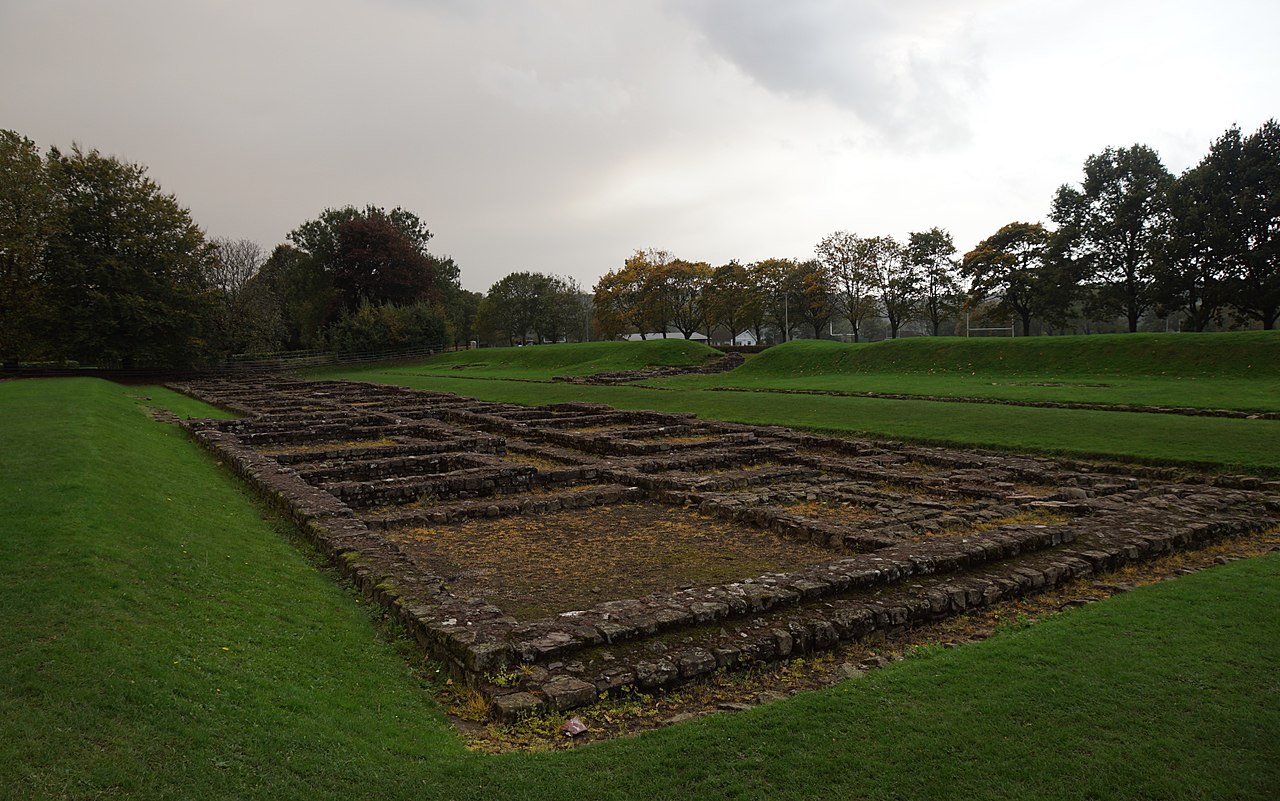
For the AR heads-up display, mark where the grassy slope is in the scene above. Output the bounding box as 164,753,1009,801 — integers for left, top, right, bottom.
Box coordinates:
353,339,722,381
652,333,1280,411
2,377,1277,800
738,332,1280,377
318,369,1280,472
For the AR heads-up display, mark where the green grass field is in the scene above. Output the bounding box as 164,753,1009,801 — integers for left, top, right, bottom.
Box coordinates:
395,338,721,380
3,377,1277,800
738,332,1280,378
649,333,1280,411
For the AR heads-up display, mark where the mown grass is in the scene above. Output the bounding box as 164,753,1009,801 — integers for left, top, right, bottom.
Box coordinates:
652,333,1280,411
2,378,1277,799
349,339,721,381
128,384,240,420
739,332,1280,378
315,369,1280,472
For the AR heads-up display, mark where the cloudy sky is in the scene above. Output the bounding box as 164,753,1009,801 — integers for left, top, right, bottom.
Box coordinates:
3,0,1277,291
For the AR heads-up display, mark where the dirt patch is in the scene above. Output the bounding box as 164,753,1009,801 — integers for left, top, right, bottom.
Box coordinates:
781,498,877,526
389,503,836,620
258,437,400,456
501,452,577,471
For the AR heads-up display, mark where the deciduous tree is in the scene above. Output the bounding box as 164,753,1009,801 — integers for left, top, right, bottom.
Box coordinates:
648,258,712,339
1051,144,1173,332
816,231,878,342
593,248,670,339
753,257,799,342
704,260,761,344
249,243,335,349
42,144,216,367
330,214,436,311
792,259,835,339
962,222,1056,336
478,271,586,345
874,236,919,339
0,130,60,364
1231,119,1280,329
1153,151,1232,331
908,228,962,335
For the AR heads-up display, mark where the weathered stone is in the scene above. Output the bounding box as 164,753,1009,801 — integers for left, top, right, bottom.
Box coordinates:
492,692,543,721
541,675,598,710
716,702,754,712
676,648,717,678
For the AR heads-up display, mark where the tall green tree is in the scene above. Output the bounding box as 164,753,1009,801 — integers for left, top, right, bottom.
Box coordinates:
1231,120,1280,329
442,285,483,346
288,205,433,274
704,260,761,344
283,205,469,346
288,206,440,316
908,227,962,335
478,271,583,345
42,144,216,367
792,259,835,339
249,243,335,349
817,231,880,342
873,236,919,339
648,258,712,339
1153,141,1235,331
1051,144,1173,332
0,130,60,364
962,222,1057,336
753,257,799,342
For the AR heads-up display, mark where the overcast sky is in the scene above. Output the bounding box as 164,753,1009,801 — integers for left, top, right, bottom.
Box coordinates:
3,0,1277,291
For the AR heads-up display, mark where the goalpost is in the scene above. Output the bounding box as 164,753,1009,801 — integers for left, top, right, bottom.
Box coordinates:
965,312,1015,337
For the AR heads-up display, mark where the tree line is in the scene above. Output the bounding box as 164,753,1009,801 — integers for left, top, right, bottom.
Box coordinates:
562,120,1278,344
0,130,480,367
4,120,1276,366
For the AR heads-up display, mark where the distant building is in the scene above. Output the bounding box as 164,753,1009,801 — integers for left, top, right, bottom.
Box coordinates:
707,327,757,346
621,331,709,342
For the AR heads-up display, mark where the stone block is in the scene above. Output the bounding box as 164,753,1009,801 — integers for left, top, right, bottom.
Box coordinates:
493,691,543,721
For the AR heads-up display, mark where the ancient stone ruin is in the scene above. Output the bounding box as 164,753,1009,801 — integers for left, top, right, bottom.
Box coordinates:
173,376,1280,721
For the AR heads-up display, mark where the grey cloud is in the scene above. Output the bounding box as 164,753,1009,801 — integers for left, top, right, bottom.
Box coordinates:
673,0,985,147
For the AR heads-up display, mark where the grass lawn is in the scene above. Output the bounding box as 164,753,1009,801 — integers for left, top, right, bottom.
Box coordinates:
648,334,1280,411
408,338,721,380
3,377,1278,799
651,371,1280,411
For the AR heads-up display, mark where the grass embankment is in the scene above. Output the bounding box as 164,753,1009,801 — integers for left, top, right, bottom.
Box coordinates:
358,339,721,381
653,332,1280,411
2,378,1277,799
320,368,1280,472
